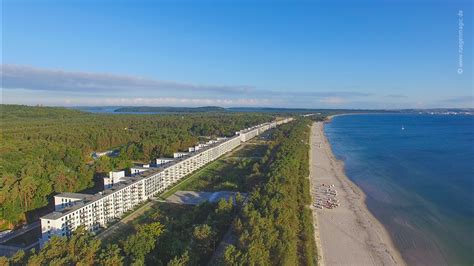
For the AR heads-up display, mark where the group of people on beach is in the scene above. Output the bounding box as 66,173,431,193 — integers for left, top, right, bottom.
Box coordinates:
312,183,340,209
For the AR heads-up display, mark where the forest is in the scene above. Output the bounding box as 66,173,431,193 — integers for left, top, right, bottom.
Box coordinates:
0,117,317,265
0,105,272,228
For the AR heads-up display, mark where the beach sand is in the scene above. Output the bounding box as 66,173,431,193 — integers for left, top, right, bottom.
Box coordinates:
309,122,405,266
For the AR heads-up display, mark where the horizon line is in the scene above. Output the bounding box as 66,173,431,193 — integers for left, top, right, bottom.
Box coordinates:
2,103,473,111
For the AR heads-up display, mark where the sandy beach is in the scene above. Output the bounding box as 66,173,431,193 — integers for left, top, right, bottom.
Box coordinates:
309,121,405,266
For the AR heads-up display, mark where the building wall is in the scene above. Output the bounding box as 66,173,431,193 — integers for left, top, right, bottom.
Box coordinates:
40,119,292,246
103,171,127,189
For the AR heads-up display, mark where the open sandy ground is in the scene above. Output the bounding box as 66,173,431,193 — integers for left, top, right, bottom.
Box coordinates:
309,122,405,266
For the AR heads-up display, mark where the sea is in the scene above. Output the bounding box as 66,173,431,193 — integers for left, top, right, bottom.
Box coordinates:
324,114,474,266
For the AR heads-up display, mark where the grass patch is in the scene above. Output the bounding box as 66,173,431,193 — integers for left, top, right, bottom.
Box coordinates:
177,158,241,191
160,142,268,198
172,144,268,193
232,143,268,158
159,159,223,198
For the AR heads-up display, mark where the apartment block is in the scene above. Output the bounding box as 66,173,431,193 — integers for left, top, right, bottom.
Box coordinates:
39,118,293,246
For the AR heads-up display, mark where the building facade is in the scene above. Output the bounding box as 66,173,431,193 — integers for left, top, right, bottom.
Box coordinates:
39,118,293,246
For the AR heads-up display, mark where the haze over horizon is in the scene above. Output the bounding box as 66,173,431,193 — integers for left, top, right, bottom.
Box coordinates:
1,1,472,109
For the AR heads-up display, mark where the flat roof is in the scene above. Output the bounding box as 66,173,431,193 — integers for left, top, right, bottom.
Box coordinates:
42,212,67,220
131,166,157,170
55,192,94,199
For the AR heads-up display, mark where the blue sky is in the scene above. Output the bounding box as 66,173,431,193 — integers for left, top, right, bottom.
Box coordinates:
1,0,472,108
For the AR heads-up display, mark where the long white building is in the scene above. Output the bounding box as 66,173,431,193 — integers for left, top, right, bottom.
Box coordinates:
39,118,293,246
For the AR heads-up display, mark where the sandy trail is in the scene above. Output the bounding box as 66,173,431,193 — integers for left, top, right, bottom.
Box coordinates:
309,122,405,266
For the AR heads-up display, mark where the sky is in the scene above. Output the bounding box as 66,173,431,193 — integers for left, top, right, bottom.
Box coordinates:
1,0,472,109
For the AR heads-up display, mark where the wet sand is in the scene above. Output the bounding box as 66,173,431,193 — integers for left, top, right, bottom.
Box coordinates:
309,122,405,266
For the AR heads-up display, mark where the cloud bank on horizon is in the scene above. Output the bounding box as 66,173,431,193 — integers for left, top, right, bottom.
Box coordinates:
1,65,471,109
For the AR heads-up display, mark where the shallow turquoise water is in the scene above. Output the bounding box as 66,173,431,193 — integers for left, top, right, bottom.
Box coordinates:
325,114,474,266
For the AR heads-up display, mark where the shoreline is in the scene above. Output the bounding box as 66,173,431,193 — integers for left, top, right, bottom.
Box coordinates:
309,121,405,266
325,112,372,121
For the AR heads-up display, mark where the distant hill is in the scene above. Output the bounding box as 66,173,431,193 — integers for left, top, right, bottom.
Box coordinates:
75,105,472,115
114,106,226,113
114,106,394,114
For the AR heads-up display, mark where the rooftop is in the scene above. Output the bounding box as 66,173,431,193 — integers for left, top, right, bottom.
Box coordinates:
55,192,94,200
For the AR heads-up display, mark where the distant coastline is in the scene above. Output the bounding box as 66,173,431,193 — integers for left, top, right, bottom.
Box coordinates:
326,110,474,122
66,106,473,116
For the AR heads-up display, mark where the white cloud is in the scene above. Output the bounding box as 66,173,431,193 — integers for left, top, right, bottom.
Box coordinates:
319,97,346,105
1,64,254,95
1,64,378,108
92,97,273,107
9,64,469,109
2,89,274,107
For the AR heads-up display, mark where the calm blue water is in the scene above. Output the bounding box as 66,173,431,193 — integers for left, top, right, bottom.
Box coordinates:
325,114,474,266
